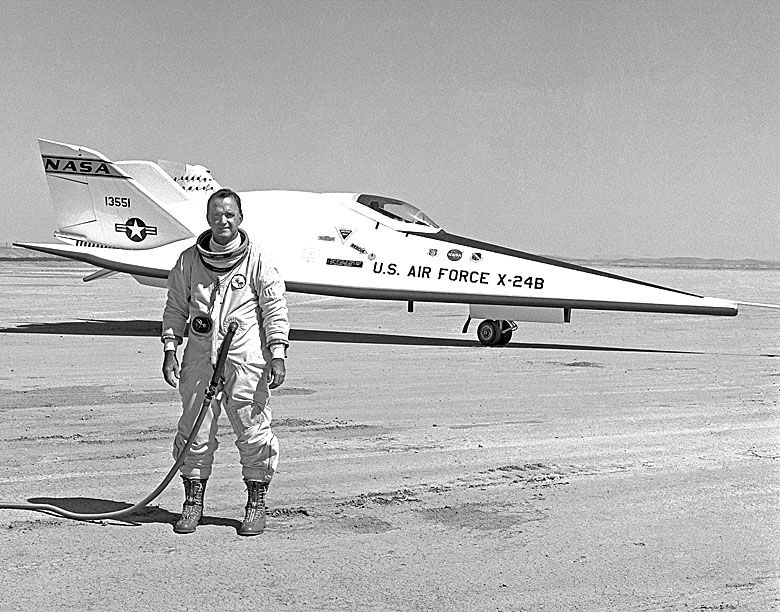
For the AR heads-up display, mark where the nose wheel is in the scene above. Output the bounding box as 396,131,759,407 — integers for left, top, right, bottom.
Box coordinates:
477,319,515,346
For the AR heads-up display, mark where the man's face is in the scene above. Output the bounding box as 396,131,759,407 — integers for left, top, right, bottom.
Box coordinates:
207,195,242,245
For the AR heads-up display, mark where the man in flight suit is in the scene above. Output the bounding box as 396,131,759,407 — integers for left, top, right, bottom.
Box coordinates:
162,188,289,536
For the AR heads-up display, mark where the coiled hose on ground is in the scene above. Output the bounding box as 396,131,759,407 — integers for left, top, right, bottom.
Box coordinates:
0,322,238,522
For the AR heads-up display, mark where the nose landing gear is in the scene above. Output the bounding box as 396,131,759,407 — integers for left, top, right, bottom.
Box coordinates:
476,319,516,346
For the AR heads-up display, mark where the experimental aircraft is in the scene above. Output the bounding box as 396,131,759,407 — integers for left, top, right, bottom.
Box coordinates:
16,139,738,346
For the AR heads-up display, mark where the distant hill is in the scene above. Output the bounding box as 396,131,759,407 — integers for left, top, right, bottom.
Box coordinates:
0,245,63,261
1,245,778,270
562,256,780,270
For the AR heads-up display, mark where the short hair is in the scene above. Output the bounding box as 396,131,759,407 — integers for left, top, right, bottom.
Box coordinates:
207,188,242,216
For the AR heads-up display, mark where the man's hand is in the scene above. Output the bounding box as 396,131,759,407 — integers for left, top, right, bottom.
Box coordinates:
267,357,286,389
162,350,180,388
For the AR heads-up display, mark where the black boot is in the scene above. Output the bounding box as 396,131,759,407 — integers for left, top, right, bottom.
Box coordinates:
173,476,207,534
238,480,268,536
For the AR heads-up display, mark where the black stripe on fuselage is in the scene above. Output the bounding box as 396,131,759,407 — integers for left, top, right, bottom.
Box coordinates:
284,282,736,316
406,230,703,299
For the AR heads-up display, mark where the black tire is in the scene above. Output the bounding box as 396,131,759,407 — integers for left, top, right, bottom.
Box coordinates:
496,327,513,345
477,319,501,346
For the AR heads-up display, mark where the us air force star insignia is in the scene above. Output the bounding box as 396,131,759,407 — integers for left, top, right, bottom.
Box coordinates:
115,218,158,242
231,274,247,289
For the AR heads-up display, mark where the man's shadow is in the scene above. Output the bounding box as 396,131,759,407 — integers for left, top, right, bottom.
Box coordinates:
26,496,241,531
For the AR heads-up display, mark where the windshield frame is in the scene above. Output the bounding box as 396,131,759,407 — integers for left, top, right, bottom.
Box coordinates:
355,194,440,229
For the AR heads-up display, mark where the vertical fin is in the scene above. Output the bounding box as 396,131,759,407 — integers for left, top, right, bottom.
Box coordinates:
38,139,194,248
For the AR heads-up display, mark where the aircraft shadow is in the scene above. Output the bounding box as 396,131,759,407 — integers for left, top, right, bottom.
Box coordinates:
0,319,701,355
24,496,241,530
293,328,703,355
0,319,160,337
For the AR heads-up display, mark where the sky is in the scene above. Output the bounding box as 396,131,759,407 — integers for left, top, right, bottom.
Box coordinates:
1,0,777,260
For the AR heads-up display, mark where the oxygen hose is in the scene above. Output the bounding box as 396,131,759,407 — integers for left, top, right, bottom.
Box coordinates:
0,321,239,523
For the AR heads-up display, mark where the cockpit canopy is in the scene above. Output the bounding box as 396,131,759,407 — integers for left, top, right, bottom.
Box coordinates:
357,194,439,228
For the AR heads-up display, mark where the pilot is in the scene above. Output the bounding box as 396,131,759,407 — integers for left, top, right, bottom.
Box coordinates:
161,188,289,536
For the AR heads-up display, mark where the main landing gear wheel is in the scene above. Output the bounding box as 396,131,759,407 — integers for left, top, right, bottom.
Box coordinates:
477,319,500,346
477,319,515,347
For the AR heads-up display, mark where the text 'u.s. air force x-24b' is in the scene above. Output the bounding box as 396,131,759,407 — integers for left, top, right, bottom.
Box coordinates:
17,139,738,346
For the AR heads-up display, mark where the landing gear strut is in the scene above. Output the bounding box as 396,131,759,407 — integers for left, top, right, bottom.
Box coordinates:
476,319,516,346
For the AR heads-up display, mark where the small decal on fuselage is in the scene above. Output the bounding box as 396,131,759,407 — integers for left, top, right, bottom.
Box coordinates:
327,258,363,268
318,235,335,241
447,249,462,261
337,228,353,243
349,243,367,255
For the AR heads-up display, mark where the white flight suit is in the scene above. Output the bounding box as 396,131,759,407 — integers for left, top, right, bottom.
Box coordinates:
162,239,289,482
